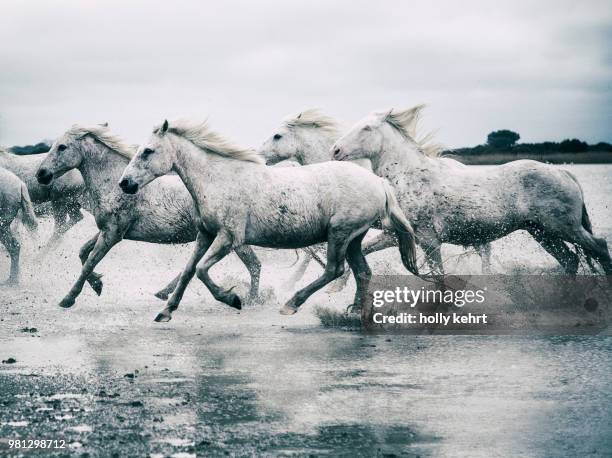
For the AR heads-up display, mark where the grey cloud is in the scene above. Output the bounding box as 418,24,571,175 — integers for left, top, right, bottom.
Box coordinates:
0,0,610,148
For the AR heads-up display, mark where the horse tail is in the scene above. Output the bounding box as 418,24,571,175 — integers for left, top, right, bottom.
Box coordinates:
382,180,419,275
581,203,593,234
19,183,38,231
563,170,593,234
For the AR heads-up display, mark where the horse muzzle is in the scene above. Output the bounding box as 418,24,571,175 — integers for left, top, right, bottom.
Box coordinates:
332,147,347,161
119,178,139,194
36,168,53,185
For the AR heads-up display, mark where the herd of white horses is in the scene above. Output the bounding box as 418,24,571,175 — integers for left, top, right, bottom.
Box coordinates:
1,105,610,321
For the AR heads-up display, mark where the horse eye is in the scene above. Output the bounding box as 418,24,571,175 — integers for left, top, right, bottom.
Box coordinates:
58,144,67,151
273,134,282,140
143,148,154,157
363,125,372,131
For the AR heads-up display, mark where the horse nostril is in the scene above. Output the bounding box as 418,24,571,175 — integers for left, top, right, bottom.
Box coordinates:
333,148,342,159
119,178,138,194
36,169,52,184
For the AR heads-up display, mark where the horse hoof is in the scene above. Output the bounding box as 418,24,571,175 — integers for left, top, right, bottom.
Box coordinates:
228,294,242,310
59,297,75,308
154,312,172,322
154,291,169,301
279,304,298,315
91,281,103,296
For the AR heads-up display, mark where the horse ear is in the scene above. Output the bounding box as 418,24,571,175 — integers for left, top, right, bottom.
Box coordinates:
161,119,169,134
100,122,108,128
296,112,302,119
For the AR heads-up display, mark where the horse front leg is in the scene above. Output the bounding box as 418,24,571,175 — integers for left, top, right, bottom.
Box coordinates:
155,274,180,300
58,229,121,308
78,232,105,295
280,230,348,315
283,250,312,290
194,231,240,309
42,203,78,254
362,231,397,255
234,245,261,302
155,231,212,322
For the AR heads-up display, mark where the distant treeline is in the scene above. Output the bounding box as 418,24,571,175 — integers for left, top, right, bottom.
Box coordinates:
10,142,51,155
442,130,612,164
447,140,612,157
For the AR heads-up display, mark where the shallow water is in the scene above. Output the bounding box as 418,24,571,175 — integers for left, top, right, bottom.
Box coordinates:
0,164,611,456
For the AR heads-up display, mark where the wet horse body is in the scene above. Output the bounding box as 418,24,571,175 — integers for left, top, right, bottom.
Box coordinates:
0,149,85,248
333,105,612,274
36,125,261,308
0,167,38,283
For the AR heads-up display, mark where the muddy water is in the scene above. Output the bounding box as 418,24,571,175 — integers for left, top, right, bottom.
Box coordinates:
1,165,611,457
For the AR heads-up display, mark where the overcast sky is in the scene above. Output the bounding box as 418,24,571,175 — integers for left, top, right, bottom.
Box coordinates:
1,0,610,148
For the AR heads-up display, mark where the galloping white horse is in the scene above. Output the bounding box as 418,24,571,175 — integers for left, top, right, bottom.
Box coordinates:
258,109,345,288
119,119,418,322
36,124,261,309
0,166,38,283
332,105,612,275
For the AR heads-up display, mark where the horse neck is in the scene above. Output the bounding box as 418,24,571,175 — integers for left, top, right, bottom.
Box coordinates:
373,135,432,180
77,142,129,202
171,140,254,202
296,129,336,164
171,141,214,200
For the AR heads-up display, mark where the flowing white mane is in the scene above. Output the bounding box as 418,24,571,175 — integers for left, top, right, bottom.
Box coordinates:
284,109,339,134
157,120,263,164
382,104,443,157
68,124,136,159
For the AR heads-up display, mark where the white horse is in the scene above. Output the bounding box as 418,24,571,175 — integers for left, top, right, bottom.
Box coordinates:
332,105,612,275
0,148,86,250
257,109,347,288
119,119,418,322
0,166,38,283
36,124,261,309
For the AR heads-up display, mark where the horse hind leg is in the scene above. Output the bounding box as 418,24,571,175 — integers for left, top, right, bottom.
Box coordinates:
325,231,397,294
475,243,493,274
0,225,21,285
529,229,579,274
280,227,353,315
345,230,372,312
567,228,612,275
